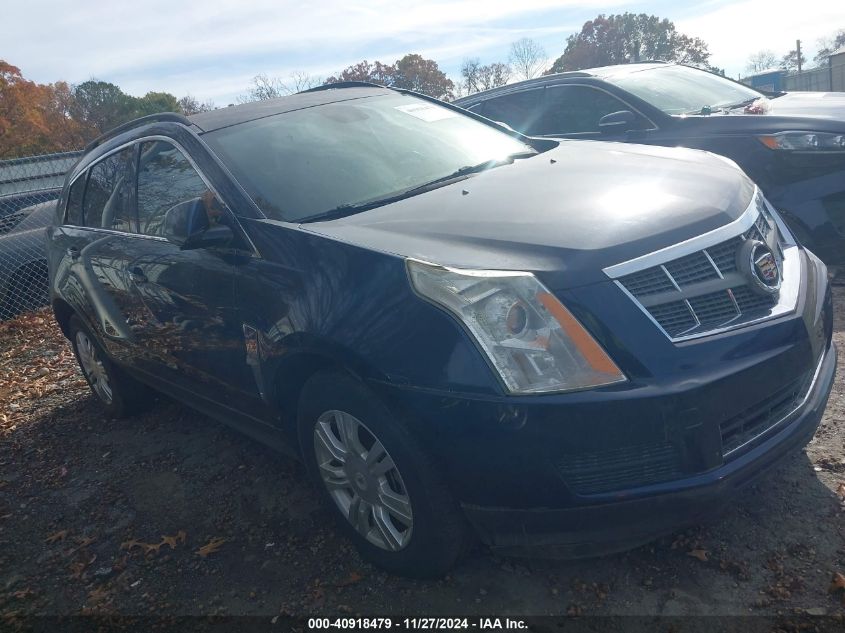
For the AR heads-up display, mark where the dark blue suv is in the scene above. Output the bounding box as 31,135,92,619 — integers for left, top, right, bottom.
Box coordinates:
46,84,836,576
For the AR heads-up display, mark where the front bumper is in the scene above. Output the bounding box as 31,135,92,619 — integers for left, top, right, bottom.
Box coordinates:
370,245,834,554
461,342,835,555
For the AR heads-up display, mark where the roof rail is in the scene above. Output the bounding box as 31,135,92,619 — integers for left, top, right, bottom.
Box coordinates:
84,112,193,152
300,81,390,93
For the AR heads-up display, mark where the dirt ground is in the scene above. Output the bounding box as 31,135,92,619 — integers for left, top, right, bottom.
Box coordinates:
2,286,845,625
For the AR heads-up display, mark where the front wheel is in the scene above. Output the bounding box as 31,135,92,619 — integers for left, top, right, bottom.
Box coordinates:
298,371,469,577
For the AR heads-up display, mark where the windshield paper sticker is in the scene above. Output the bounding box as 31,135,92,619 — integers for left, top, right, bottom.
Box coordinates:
394,103,459,122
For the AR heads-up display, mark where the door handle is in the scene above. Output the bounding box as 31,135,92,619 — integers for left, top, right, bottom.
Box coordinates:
129,267,148,283
67,246,80,260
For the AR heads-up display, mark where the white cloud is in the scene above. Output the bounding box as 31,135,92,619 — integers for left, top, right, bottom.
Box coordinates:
5,0,838,103
3,0,622,102
676,0,844,76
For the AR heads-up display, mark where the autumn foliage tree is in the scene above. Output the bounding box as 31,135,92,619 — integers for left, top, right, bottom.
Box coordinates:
0,62,89,158
548,13,712,73
1,60,213,159
325,54,454,100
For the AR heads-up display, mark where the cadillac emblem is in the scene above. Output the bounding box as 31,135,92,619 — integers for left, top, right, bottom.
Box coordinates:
737,239,781,296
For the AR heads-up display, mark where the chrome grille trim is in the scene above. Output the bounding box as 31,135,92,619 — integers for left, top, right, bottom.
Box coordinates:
605,188,801,342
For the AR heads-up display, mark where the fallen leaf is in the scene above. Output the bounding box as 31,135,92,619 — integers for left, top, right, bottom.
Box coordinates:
160,531,186,550
87,586,110,603
65,536,95,557
45,530,67,544
120,539,144,552
687,548,709,562
336,572,364,587
836,482,845,500
829,572,845,593
11,588,36,599
196,537,227,558
142,542,162,555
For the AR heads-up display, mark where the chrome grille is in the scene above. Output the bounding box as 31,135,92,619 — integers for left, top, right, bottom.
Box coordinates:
706,237,742,273
663,251,719,286
609,190,792,341
687,289,737,325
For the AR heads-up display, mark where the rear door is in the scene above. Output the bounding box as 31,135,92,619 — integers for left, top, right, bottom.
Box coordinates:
49,146,140,363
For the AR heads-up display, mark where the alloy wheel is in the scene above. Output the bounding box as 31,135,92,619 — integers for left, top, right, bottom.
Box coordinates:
75,331,113,404
314,410,413,551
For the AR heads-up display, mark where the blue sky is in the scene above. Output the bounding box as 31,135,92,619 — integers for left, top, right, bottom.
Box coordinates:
3,0,842,104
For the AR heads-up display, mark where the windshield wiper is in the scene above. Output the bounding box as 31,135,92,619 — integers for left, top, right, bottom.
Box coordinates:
686,97,762,115
299,151,536,223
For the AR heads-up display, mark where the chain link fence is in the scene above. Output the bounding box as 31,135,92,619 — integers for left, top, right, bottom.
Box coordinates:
0,151,82,320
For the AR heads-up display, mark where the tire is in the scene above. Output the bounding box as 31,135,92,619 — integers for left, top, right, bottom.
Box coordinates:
298,370,469,577
68,315,152,418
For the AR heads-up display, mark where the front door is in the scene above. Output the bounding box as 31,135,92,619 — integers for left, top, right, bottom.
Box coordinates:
123,139,245,409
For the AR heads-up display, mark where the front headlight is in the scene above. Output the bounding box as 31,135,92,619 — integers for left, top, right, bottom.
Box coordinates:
407,259,626,394
758,131,845,152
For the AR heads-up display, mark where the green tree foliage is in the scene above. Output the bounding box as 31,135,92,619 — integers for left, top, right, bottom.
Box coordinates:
71,81,185,134
325,54,454,99
70,80,135,134
548,13,712,73
134,91,181,117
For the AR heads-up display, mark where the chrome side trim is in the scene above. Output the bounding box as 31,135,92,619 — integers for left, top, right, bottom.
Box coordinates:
63,135,260,256
603,189,760,279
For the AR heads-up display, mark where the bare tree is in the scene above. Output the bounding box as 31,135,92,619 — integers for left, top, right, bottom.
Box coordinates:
177,94,215,115
460,58,482,94
238,71,322,103
238,73,286,103
287,70,322,92
478,62,511,90
746,50,778,74
509,38,547,80
461,58,511,94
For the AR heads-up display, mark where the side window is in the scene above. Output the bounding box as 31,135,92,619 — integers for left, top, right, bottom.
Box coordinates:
65,173,86,225
536,85,649,135
479,89,542,135
137,141,210,237
82,148,136,231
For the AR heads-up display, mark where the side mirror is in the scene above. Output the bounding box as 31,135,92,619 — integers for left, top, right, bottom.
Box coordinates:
598,110,637,134
163,197,233,250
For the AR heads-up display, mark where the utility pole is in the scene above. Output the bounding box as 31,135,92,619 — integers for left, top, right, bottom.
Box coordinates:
797,39,803,74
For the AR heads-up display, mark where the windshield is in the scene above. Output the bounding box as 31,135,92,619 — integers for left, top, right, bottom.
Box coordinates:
204,93,534,222
605,65,764,115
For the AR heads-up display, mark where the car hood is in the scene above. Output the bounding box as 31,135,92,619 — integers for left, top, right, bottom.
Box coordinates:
300,141,755,289
766,91,845,120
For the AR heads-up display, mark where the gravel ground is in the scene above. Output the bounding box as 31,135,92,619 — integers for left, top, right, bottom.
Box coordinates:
1,286,845,625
